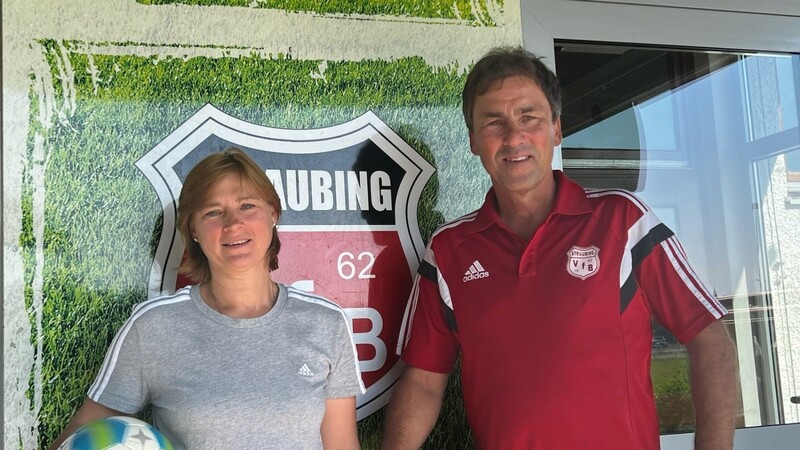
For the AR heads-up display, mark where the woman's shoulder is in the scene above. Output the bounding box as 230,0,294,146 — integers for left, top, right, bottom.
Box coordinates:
283,285,347,319
129,285,196,322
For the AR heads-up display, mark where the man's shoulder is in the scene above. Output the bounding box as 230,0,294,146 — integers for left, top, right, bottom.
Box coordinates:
428,209,481,246
583,187,652,217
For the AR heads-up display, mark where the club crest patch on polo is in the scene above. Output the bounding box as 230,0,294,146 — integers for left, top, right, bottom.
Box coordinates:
567,245,600,280
136,103,434,420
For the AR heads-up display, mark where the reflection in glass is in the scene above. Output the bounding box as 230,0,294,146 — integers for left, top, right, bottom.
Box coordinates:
556,42,800,432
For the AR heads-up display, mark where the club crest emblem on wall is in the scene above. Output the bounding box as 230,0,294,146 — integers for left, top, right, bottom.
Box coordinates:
566,245,600,280
136,103,435,419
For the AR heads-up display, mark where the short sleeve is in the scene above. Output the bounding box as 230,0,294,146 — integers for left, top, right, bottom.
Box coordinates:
638,230,727,344
325,314,366,398
87,316,148,414
400,263,460,374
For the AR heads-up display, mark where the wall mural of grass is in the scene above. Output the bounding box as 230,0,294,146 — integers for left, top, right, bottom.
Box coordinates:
26,39,487,449
20,29,700,447
136,0,504,25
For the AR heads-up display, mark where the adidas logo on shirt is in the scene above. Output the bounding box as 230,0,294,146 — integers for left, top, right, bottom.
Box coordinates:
297,364,315,377
463,260,490,282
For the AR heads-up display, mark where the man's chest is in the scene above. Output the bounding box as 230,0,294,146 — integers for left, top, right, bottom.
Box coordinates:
439,222,629,343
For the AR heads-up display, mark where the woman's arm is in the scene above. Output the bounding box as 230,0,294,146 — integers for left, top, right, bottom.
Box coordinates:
321,396,360,450
48,398,128,450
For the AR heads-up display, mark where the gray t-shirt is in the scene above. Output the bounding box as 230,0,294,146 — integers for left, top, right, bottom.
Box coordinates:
88,284,365,450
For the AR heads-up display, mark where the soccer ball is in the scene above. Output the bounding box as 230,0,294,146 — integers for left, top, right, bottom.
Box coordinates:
58,416,173,450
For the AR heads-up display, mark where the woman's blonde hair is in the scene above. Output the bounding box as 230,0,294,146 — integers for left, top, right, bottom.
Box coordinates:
177,147,282,282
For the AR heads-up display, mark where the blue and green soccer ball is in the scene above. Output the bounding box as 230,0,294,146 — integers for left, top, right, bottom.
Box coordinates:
58,416,173,450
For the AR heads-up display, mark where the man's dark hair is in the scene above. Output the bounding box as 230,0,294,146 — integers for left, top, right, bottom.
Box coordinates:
462,46,562,130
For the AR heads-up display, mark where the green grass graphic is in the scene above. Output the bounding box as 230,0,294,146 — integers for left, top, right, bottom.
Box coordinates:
136,0,504,25
28,39,481,449
25,39,696,449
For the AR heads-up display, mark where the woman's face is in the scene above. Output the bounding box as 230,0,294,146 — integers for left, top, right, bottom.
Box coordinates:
190,173,277,277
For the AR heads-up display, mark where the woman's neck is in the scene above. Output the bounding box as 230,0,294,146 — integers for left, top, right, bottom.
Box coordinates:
201,274,277,319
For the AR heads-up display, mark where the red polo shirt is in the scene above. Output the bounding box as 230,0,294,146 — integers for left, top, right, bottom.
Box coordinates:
398,171,726,450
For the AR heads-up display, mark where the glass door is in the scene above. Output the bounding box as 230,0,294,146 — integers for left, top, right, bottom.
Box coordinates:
554,41,800,437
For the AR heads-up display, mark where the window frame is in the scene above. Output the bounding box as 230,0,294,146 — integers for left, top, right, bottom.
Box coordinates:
520,0,800,447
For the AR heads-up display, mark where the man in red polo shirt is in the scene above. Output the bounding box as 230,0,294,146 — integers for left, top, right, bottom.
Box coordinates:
382,47,737,450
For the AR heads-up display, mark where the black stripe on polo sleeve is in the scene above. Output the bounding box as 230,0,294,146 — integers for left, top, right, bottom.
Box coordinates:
418,259,457,331
620,223,674,314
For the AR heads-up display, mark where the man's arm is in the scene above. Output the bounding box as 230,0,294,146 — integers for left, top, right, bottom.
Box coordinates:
48,398,127,450
685,320,737,450
381,366,449,450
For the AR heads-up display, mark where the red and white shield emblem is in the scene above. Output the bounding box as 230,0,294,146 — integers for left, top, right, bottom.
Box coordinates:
566,245,600,280
137,104,434,419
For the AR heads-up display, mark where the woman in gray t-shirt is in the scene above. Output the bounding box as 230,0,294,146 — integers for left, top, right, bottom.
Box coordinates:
50,148,365,450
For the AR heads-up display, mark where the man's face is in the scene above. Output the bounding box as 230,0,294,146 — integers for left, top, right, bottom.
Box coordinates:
468,75,562,198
